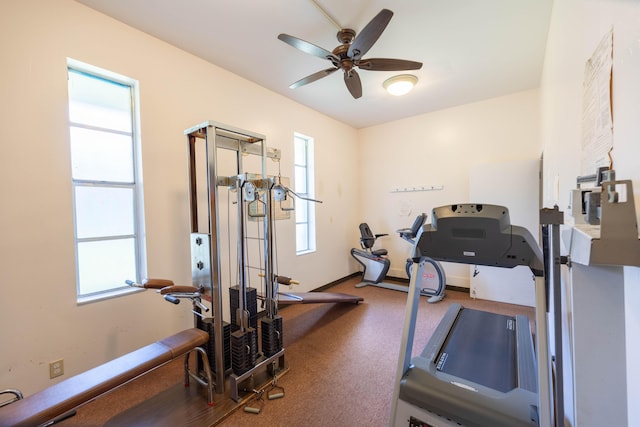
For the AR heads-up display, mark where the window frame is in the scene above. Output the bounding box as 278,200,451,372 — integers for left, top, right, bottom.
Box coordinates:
67,58,146,303
294,132,316,255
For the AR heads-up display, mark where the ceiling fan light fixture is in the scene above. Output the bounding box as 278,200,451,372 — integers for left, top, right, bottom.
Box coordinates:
383,74,418,96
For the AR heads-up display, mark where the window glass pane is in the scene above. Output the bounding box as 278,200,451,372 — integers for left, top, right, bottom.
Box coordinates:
294,138,306,165
68,61,145,299
77,239,136,294
294,165,307,194
68,70,132,132
70,127,134,182
75,186,134,238
296,199,308,223
296,224,308,251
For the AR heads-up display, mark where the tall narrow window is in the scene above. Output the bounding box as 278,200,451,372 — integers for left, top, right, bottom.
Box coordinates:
67,59,145,301
294,133,316,254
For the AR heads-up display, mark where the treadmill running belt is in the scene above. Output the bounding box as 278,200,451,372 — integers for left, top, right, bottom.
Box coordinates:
436,308,517,392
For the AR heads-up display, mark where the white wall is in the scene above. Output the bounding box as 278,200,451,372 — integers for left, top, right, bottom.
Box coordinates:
0,0,359,395
540,0,640,425
357,89,541,288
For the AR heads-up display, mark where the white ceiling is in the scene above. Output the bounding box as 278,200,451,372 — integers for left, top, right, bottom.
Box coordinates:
74,0,553,129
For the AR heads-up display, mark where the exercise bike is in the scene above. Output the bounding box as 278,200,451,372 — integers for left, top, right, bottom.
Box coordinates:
397,213,445,303
350,223,391,284
350,215,445,303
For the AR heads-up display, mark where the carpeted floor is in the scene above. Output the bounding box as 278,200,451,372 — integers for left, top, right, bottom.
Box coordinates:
59,276,534,426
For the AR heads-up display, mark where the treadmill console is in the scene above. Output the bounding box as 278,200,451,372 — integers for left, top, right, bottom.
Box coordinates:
413,204,544,276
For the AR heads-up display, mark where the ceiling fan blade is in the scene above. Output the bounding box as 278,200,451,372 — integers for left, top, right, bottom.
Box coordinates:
348,9,393,60
344,69,362,99
289,67,338,89
358,58,423,71
278,34,339,62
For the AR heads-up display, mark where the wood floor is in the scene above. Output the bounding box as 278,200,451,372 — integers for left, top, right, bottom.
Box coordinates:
58,277,534,427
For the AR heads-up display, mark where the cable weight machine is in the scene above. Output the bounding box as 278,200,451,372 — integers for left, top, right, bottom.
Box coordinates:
225,174,286,401
185,121,287,404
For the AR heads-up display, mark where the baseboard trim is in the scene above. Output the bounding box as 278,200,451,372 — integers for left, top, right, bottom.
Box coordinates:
313,272,361,292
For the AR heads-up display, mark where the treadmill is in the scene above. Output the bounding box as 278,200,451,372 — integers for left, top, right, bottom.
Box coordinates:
389,204,553,427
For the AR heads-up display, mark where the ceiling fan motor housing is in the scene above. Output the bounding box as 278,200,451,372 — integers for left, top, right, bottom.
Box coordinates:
337,28,356,44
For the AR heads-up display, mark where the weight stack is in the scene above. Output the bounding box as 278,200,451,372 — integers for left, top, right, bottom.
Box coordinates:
261,315,283,357
231,327,258,376
198,317,231,373
229,286,258,332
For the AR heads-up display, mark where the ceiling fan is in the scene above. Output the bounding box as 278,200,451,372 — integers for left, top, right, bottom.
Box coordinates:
278,8,423,99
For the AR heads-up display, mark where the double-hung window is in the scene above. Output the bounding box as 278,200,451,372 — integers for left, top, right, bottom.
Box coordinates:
294,133,316,254
67,59,145,301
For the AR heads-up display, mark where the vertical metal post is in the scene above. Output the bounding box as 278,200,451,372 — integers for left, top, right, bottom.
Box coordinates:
388,260,422,426
540,206,566,427
187,136,198,231
550,222,565,427
206,126,226,393
263,178,276,318
185,124,226,393
534,274,553,427
236,175,248,330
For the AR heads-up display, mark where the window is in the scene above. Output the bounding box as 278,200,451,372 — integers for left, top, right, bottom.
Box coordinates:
67,59,145,301
294,133,316,254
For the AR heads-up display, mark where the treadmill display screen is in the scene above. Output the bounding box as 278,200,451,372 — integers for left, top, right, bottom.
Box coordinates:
436,308,517,393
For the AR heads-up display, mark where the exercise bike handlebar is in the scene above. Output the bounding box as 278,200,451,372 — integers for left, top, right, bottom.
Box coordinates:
396,229,417,244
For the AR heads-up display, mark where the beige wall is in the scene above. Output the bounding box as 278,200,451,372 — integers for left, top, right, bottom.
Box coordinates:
0,0,358,395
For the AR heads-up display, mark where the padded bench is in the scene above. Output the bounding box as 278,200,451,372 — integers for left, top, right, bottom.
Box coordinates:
0,328,210,427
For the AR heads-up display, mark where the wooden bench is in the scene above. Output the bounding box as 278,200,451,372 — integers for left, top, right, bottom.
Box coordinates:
0,328,211,427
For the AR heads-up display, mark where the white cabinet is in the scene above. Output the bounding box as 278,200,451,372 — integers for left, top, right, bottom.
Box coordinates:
469,158,540,306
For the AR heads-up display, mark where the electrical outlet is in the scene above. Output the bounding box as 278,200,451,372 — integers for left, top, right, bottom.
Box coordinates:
49,359,64,379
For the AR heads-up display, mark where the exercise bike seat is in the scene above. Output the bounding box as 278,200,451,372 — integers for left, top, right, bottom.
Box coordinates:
358,223,388,257
397,213,427,243
371,248,388,257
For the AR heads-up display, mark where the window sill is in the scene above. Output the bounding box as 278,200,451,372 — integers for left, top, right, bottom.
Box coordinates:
77,286,143,305
296,249,316,256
